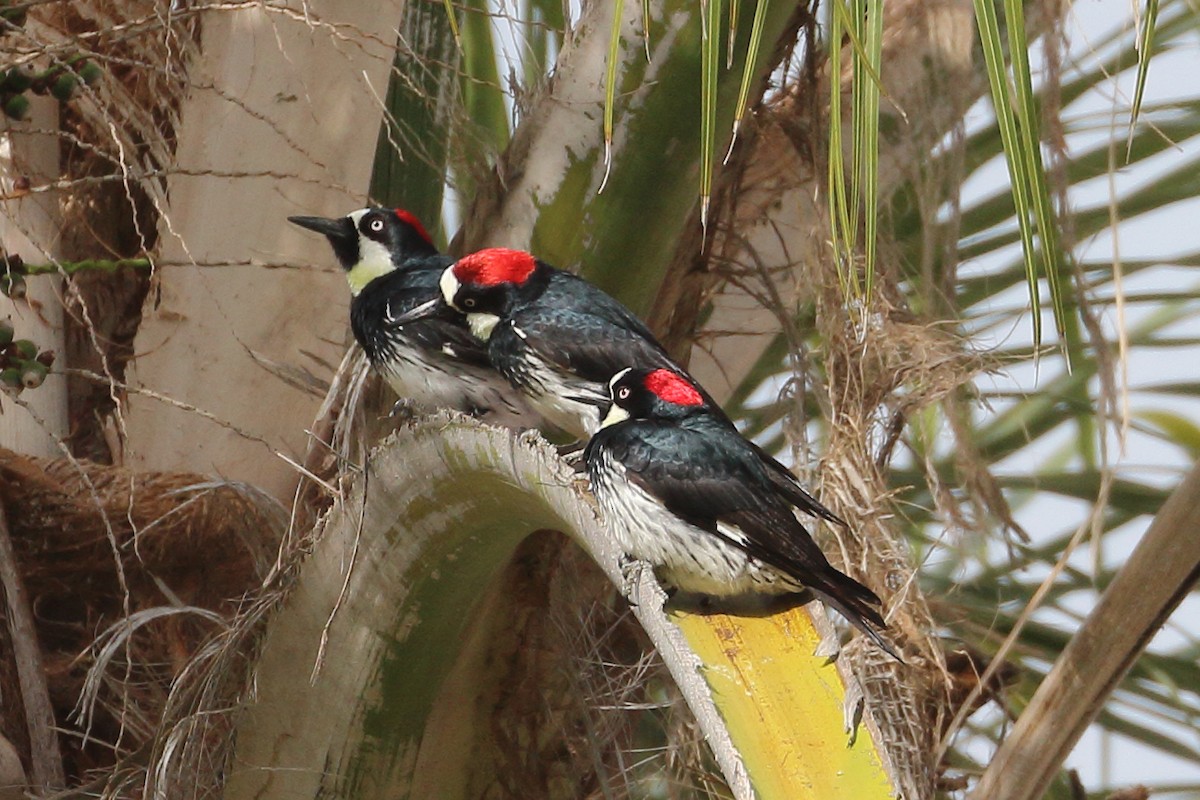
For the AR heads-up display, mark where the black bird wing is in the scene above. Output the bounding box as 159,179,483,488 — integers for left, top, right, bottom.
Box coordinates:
493,271,677,397
596,419,895,655
352,263,492,369
509,306,676,383
745,440,847,527
607,421,847,583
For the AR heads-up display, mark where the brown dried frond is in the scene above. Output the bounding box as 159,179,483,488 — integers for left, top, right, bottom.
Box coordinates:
0,448,283,788
940,646,1019,730
942,391,1030,547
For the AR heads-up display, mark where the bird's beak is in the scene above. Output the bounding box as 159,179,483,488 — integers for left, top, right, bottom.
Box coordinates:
388,298,440,325
289,215,359,273
599,403,630,430
439,267,461,309
288,215,354,242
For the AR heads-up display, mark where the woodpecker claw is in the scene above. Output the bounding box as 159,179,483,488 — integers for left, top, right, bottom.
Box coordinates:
843,677,866,745
617,554,646,602
389,398,420,420
813,609,842,659
518,427,544,446
555,441,586,468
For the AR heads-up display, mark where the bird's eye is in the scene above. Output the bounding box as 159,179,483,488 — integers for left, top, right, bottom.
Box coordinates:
369,218,385,233
463,298,476,308
617,386,631,400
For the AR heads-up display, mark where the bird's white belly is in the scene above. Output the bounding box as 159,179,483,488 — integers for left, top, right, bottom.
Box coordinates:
517,354,608,439
591,454,793,596
378,350,527,426
381,355,469,404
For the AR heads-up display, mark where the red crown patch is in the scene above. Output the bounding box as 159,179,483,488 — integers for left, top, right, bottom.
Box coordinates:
394,209,433,246
644,369,704,407
453,248,537,286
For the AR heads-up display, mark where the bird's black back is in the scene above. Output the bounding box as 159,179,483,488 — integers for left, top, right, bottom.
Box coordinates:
491,268,681,391
351,256,491,369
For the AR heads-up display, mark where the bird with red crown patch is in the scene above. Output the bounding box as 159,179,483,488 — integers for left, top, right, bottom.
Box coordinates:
429,247,694,440
288,208,530,425
584,366,900,659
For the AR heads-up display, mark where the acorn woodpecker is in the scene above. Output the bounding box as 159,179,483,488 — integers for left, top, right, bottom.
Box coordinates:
288,208,529,425
426,247,688,439
584,366,898,658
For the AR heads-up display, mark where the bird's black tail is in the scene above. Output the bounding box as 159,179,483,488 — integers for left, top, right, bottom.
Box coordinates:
807,568,903,662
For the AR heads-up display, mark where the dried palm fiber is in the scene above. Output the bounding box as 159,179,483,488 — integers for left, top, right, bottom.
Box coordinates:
0,448,282,783
811,270,981,800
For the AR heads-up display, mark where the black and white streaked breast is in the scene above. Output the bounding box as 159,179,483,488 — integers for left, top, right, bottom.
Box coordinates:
588,447,795,595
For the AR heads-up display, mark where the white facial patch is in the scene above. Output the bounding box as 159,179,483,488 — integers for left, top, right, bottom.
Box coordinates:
439,267,461,307
597,367,635,429
468,313,501,341
600,404,630,429
346,209,394,296
443,267,499,340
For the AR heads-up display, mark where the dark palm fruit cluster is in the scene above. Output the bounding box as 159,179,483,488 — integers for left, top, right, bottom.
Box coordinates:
0,46,103,121
0,253,51,393
0,318,53,393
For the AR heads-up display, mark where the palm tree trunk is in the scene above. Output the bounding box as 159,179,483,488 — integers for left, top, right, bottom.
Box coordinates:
123,0,406,501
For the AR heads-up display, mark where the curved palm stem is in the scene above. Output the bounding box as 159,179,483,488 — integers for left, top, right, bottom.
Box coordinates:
224,415,897,800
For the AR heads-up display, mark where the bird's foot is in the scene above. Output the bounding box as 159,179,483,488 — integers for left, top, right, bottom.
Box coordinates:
813,624,842,660
842,677,866,744
389,398,420,420
556,440,584,459
616,556,672,610
617,554,643,602
555,441,587,471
